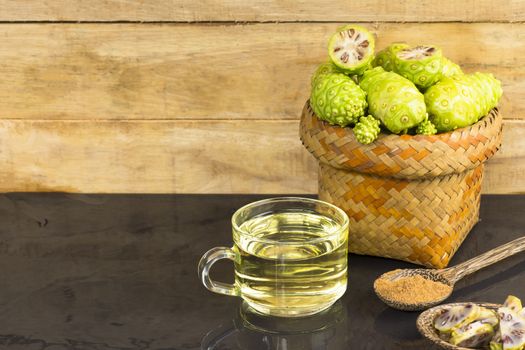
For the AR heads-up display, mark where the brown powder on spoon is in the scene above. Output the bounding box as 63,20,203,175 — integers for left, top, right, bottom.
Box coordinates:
375,272,452,304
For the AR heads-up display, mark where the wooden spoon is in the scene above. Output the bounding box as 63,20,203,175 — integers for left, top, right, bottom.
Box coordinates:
374,236,525,311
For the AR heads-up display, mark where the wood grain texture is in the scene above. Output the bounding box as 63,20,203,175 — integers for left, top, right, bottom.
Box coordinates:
0,119,318,194
0,119,521,194
482,120,525,194
0,0,523,22
0,23,523,120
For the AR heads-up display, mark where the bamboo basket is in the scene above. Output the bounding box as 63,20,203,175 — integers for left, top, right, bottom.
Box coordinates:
299,101,503,268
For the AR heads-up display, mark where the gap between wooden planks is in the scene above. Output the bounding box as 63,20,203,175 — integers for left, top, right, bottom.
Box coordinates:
0,119,522,194
0,23,522,120
0,0,523,22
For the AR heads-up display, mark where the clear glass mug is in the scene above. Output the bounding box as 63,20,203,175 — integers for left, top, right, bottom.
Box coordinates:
198,197,349,317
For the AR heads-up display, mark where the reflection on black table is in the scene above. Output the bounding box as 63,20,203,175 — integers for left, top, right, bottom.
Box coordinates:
202,301,347,350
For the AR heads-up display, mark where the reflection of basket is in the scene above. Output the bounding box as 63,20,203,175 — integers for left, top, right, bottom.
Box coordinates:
300,101,503,268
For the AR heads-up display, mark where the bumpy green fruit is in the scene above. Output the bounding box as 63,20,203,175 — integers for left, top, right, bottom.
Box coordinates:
441,57,463,78
416,119,437,135
424,73,502,132
392,45,443,89
328,24,375,75
353,115,381,144
310,72,367,126
311,62,341,88
470,72,503,115
359,67,427,134
373,43,409,72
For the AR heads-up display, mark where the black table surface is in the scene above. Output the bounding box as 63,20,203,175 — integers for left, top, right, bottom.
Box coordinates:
0,193,524,350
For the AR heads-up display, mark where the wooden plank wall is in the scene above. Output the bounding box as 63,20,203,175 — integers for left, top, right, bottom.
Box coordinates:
0,1,523,194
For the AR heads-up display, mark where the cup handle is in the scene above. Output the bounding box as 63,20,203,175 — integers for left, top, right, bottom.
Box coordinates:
198,246,239,296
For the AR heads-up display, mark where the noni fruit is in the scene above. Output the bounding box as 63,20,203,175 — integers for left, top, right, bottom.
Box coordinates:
328,24,375,75
440,57,463,78
450,321,495,348
416,119,437,135
310,72,367,126
498,307,525,350
372,43,409,72
311,62,341,88
392,45,443,89
424,73,502,132
359,67,427,134
434,303,481,333
353,115,381,144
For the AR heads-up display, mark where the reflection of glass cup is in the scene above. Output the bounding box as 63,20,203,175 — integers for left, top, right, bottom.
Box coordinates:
201,301,348,350
198,197,349,317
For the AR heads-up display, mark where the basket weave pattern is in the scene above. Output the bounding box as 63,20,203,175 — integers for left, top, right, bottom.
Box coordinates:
300,102,502,268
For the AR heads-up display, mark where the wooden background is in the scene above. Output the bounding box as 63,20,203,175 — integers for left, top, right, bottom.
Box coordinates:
0,1,524,194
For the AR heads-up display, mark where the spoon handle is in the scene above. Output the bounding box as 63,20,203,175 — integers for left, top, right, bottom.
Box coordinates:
444,236,525,283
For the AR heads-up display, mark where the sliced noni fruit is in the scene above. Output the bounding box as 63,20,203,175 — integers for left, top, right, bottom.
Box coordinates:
328,24,375,75
450,321,495,348
393,45,443,89
498,307,525,350
503,295,523,313
434,303,481,333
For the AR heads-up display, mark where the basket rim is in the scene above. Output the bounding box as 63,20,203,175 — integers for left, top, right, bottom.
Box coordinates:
303,99,500,144
299,100,503,179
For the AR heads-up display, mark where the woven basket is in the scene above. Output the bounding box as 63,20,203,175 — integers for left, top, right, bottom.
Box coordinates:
300,101,503,268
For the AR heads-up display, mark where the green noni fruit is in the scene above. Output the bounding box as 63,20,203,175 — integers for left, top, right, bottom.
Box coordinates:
328,24,375,75
392,45,443,89
440,57,463,78
416,118,437,135
359,67,427,134
310,72,367,126
311,62,341,88
353,115,381,144
424,73,502,132
372,43,409,72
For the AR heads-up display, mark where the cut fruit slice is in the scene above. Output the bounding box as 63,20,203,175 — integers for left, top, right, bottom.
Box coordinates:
475,307,499,327
393,45,443,89
498,307,525,350
434,303,480,333
450,321,495,348
397,45,438,60
503,295,523,313
519,308,525,319
328,24,375,75
491,329,503,350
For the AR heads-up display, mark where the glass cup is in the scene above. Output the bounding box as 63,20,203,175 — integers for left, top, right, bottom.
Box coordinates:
198,197,349,317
